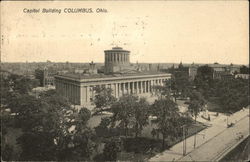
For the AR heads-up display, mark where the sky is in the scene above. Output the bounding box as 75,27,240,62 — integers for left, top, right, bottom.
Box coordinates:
1,1,249,64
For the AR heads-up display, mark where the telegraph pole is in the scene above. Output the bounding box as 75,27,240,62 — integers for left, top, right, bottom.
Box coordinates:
194,126,197,148
182,125,187,156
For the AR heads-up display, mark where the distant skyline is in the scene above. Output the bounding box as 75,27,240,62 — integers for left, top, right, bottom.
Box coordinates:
1,1,249,64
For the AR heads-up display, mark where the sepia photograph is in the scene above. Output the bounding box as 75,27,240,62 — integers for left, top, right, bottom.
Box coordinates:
1,0,249,161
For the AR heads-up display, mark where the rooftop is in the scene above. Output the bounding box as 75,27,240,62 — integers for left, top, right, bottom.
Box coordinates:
112,47,123,50
55,71,170,80
104,47,130,53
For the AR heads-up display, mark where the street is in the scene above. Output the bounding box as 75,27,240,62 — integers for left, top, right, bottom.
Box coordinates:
149,108,249,161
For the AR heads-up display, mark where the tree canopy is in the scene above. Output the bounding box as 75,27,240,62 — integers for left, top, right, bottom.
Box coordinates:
92,86,117,113
110,95,150,138
151,98,182,149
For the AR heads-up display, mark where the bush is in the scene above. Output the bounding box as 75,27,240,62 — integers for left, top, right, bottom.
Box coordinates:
103,138,121,161
123,137,162,153
2,144,14,161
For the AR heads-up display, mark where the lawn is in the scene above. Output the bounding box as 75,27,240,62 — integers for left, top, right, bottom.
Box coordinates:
115,121,207,161
94,118,207,161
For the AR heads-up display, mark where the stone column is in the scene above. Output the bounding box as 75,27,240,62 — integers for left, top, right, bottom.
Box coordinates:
86,86,90,102
144,81,146,93
73,85,75,102
71,85,74,102
146,81,149,93
123,83,125,95
115,83,118,98
141,81,143,93
139,81,142,94
137,81,139,94
66,84,68,97
136,82,139,94
131,82,134,94
123,54,126,64
119,83,122,96
143,81,145,93
152,80,155,92
69,84,71,100
128,82,130,94
120,54,122,64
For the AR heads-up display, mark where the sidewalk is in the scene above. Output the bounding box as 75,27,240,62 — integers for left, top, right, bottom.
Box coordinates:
178,115,249,161
149,108,249,161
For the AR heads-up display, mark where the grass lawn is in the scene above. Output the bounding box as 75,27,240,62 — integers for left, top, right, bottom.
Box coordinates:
91,98,208,161
112,121,207,161
94,120,207,161
206,97,229,113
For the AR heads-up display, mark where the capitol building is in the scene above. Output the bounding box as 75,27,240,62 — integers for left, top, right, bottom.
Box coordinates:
55,47,171,108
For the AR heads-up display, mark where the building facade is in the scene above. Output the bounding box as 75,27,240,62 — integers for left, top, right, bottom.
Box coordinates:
55,47,171,108
43,67,56,87
55,73,170,107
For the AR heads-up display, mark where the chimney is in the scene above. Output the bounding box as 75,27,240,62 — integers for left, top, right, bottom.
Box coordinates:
149,64,152,71
89,61,95,70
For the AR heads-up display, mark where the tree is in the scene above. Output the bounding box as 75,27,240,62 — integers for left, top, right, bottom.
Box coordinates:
93,86,117,113
152,83,171,100
103,138,121,161
94,117,112,137
133,98,150,138
35,69,44,86
110,95,150,138
213,79,249,113
188,90,206,123
171,70,192,100
110,95,138,137
0,73,97,161
9,74,35,94
14,92,71,160
1,111,15,161
1,73,38,107
13,90,95,161
240,65,249,74
151,98,181,150
194,65,214,98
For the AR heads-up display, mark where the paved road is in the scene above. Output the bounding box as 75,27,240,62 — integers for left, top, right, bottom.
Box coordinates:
178,115,249,161
149,108,249,161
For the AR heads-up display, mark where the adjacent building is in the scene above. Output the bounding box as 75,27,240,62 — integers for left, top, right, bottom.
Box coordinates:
235,74,249,79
